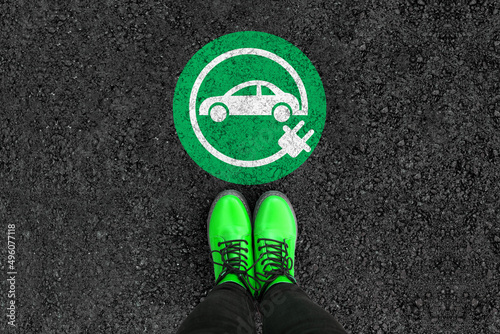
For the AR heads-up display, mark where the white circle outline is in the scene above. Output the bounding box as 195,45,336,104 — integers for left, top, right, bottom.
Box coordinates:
189,48,308,168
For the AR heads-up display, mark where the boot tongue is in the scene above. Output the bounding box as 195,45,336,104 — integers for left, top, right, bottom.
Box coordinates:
261,240,294,293
225,240,247,271
217,241,249,288
218,273,246,288
262,240,287,272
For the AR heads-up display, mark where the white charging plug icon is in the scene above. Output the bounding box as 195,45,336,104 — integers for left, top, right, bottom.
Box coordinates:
278,120,315,158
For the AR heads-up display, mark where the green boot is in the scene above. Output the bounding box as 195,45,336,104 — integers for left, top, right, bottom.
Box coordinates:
253,191,297,299
208,190,256,295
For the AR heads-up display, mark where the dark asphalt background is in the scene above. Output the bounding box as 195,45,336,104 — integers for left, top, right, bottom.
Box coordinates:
1,0,500,333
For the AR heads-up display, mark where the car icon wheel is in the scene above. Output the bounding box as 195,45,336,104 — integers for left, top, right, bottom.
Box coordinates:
272,104,291,122
209,104,228,122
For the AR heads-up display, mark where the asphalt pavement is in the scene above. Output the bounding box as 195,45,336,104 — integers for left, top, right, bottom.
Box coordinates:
1,1,499,333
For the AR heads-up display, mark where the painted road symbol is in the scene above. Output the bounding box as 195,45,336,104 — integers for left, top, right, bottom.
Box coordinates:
173,31,326,184
199,80,301,122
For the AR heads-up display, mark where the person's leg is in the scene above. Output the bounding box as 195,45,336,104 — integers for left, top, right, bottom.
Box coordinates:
177,190,258,333
260,283,347,334
252,191,347,334
176,282,256,334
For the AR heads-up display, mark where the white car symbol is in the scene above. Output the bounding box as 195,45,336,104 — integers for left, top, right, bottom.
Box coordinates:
199,80,303,122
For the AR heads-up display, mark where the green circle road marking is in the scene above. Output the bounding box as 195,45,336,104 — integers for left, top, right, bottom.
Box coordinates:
173,31,326,185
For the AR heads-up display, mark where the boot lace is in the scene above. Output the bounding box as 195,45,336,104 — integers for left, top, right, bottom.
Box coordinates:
255,238,296,292
210,239,261,292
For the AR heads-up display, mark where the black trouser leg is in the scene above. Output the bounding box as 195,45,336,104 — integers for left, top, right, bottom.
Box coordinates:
260,283,347,334
176,282,256,334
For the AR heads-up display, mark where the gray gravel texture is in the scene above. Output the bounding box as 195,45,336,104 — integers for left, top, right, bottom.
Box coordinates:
1,0,500,333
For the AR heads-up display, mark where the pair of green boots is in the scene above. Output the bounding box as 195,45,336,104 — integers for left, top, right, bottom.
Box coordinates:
208,190,297,299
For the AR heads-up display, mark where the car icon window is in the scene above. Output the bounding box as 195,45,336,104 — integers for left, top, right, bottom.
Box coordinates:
262,86,275,95
232,85,256,96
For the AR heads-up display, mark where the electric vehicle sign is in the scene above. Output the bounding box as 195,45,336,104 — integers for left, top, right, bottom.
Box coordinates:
173,31,326,184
